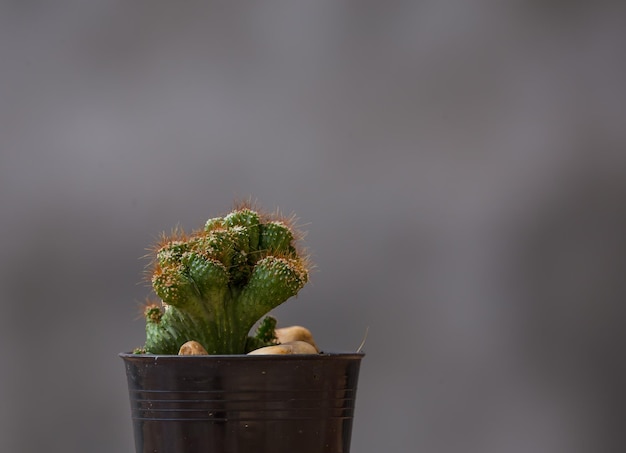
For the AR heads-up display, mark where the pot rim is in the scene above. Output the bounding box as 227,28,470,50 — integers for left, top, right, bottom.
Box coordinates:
119,351,364,360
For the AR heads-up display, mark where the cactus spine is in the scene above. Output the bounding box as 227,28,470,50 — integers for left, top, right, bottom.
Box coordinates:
141,204,309,355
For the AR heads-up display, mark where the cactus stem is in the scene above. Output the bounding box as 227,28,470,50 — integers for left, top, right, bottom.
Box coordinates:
141,203,311,355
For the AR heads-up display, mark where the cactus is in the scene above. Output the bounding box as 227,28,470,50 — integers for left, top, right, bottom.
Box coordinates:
140,204,310,355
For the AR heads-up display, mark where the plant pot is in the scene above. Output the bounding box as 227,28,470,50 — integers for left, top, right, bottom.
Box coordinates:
120,352,364,453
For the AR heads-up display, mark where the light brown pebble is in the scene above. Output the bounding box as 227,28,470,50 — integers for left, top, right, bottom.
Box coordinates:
178,340,209,355
275,326,319,352
247,341,319,355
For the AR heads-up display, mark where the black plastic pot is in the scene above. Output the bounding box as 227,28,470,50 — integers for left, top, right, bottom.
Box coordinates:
120,352,364,453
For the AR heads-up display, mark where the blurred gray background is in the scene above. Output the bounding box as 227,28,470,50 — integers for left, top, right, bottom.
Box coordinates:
1,2,625,452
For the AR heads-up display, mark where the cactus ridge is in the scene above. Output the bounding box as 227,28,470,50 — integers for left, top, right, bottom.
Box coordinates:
143,205,309,355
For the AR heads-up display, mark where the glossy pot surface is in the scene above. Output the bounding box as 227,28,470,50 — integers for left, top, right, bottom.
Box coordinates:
120,353,364,453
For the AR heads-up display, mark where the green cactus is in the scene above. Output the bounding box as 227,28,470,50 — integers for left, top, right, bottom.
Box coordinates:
141,204,309,355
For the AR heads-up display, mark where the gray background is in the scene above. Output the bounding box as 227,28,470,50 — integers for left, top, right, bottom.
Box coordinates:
1,2,626,452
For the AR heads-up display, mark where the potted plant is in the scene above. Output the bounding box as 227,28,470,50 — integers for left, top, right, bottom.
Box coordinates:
120,203,364,453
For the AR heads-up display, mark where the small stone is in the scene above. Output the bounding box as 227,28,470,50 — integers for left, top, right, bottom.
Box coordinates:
178,340,209,355
247,341,318,355
275,326,319,352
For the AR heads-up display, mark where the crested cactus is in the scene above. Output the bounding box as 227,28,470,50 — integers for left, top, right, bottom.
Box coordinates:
139,204,310,355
